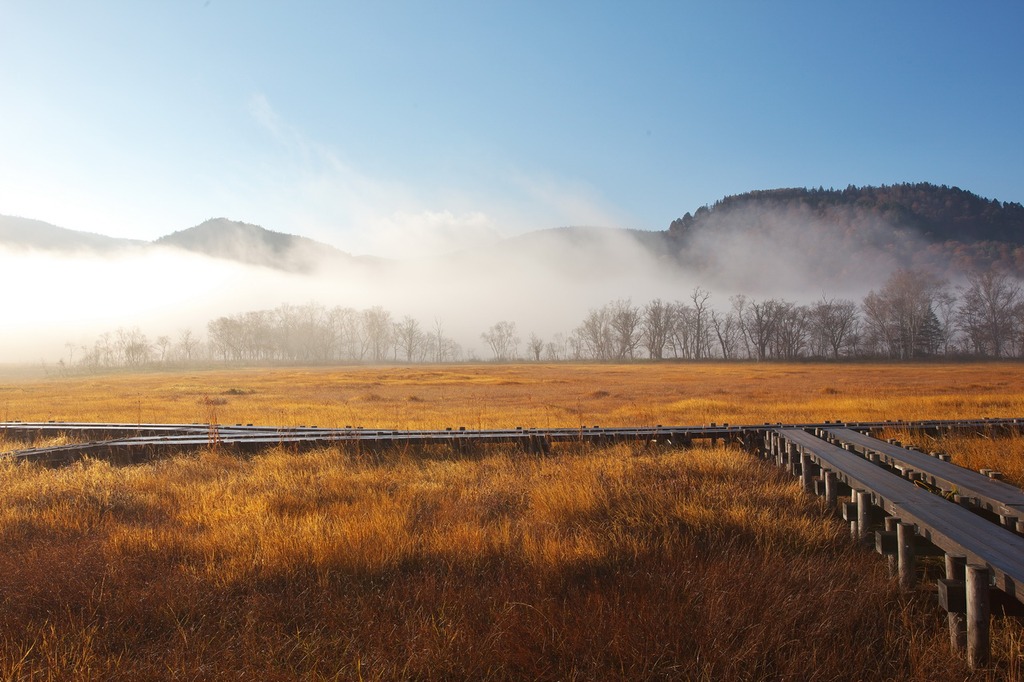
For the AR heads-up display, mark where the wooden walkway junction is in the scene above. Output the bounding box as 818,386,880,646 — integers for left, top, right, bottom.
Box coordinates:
821,427,1024,522
766,426,1024,668
3,416,1023,668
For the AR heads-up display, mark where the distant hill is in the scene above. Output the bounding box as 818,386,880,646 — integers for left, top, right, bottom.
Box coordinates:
666,183,1024,275
0,215,140,252
154,218,355,273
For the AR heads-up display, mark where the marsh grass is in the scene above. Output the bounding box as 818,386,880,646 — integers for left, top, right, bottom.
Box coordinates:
1,363,1023,678
0,443,1005,680
888,430,1024,487
4,362,1024,429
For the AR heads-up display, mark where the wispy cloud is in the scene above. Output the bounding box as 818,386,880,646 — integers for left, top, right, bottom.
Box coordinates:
235,93,630,257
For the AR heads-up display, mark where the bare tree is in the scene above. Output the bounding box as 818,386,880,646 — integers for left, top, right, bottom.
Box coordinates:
642,298,671,360
667,302,695,359
933,291,959,355
730,295,752,359
527,333,544,361
155,335,172,363
689,287,712,360
329,307,365,361
576,307,613,360
363,306,393,362
861,269,945,359
430,318,449,363
176,328,200,362
242,310,275,361
609,299,642,360
481,321,519,361
710,308,739,359
741,298,785,361
394,316,424,363
809,297,859,359
116,327,151,368
957,269,1022,357
773,302,809,360
543,333,566,361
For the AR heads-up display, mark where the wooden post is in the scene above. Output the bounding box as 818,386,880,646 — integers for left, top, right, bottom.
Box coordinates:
800,451,813,492
885,517,900,577
857,490,872,542
897,522,915,588
945,554,967,653
966,564,991,669
846,493,860,540
824,470,837,508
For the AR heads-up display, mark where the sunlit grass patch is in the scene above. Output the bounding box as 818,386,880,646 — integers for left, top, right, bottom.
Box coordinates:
2,362,1024,428
0,363,1022,677
1,437,1016,677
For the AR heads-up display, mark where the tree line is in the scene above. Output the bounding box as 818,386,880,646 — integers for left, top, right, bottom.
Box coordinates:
56,268,1024,372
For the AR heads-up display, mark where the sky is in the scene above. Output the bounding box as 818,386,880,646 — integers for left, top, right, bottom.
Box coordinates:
1,1,1023,258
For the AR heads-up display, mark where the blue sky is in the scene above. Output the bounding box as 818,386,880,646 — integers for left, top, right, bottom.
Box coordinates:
1,1,1022,257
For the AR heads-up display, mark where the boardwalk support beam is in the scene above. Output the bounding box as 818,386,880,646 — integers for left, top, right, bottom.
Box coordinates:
897,522,916,589
938,554,968,653
966,564,991,669
857,490,872,542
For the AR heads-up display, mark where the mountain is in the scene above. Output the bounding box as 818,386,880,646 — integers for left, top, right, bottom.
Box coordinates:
4,182,1023,282
154,218,355,273
0,215,141,252
0,214,367,273
666,183,1024,275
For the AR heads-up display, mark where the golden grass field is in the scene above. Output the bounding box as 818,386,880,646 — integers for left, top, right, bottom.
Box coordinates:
4,362,1024,428
1,362,1022,679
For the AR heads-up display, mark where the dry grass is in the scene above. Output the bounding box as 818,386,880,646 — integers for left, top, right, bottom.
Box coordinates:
0,443,1006,680
0,363,1022,679
880,429,1024,488
3,362,1024,429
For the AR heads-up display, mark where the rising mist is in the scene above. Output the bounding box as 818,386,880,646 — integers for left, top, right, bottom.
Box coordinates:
0,198,988,365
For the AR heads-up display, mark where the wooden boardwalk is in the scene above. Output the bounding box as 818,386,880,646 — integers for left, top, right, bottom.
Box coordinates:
822,427,1024,520
3,417,1021,466
773,427,1024,601
769,426,1024,667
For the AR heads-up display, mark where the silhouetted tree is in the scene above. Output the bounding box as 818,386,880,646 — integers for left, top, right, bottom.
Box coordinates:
861,269,945,359
528,333,544,361
481,321,519,361
957,269,1022,357
642,298,671,360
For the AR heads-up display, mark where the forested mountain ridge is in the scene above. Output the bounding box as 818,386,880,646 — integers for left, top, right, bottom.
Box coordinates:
667,183,1024,274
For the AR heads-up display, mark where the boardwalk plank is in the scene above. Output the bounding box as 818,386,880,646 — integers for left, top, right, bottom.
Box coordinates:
824,427,1024,516
777,428,1024,603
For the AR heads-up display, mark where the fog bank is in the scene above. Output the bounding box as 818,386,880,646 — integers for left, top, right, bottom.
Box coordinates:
0,209,958,364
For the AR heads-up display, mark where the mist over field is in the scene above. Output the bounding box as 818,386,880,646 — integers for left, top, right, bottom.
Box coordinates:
0,201,958,365
11,176,1024,366
0,227,690,363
